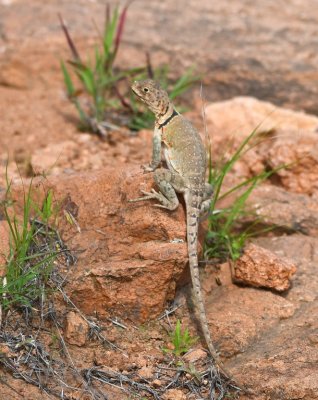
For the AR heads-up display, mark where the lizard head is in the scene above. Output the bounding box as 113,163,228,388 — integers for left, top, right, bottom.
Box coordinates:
131,79,171,117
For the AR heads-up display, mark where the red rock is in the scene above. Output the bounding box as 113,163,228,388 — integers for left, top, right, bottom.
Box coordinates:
268,131,318,195
205,97,318,196
204,285,296,358
8,166,187,323
2,2,318,398
253,235,318,308
248,184,318,236
183,348,207,363
206,97,318,141
64,311,89,346
233,243,296,292
231,299,318,399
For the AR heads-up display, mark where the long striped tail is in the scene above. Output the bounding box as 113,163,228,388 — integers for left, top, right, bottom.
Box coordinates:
186,191,233,380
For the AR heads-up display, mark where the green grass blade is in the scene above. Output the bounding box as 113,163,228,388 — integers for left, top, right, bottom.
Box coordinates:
210,125,262,210
78,68,96,96
61,60,76,97
169,68,198,99
103,5,119,58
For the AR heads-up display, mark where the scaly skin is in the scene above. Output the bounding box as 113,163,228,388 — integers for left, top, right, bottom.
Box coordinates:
129,79,236,381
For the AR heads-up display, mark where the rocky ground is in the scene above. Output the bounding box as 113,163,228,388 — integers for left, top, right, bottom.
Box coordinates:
0,1,318,399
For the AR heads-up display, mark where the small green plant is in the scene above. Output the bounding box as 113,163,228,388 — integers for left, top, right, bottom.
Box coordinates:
60,5,198,136
205,127,286,262
60,3,145,137
0,172,59,309
164,320,198,357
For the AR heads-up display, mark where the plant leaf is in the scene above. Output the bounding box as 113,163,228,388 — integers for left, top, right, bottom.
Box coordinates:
61,60,75,97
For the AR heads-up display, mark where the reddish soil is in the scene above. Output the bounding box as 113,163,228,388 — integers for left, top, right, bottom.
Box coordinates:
0,1,318,399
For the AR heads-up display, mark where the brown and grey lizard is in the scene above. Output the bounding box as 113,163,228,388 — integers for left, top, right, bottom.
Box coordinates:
129,79,234,381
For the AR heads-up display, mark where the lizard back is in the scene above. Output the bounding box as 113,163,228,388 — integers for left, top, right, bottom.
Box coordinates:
162,114,207,189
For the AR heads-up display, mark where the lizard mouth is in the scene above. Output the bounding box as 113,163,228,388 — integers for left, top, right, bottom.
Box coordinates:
131,88,146,102
131,87,141,97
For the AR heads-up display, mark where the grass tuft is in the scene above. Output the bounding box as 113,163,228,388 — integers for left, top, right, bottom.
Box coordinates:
60,4,198,136
0,170,60,310
164,319,198,357
205,126,287,262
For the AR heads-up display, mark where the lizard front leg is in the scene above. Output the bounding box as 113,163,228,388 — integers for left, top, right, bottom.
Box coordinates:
142,127,162,172
130,168,186,210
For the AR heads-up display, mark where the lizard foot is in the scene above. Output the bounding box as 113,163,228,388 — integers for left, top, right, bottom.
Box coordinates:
141,164,156,173
129,189,163,203
129,189,176,210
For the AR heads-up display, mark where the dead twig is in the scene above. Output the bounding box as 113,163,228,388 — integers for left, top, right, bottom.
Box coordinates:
83,367,161,400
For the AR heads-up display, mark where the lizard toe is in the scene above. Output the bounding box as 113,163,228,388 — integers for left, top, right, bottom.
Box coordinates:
140,190,153,196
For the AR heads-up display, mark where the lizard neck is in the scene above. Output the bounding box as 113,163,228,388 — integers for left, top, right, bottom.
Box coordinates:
155,102,178,128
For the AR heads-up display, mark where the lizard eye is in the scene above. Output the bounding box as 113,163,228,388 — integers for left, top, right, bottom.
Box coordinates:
143,87,149,93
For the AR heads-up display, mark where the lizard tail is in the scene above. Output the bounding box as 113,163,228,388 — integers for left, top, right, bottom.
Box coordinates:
186,192,232,380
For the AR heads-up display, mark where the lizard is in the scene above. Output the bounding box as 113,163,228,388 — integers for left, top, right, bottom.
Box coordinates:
129,79,234,381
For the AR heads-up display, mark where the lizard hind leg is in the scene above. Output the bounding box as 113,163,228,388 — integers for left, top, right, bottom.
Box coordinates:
152,168,186,210
130,168,185,211
200,182,214,215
